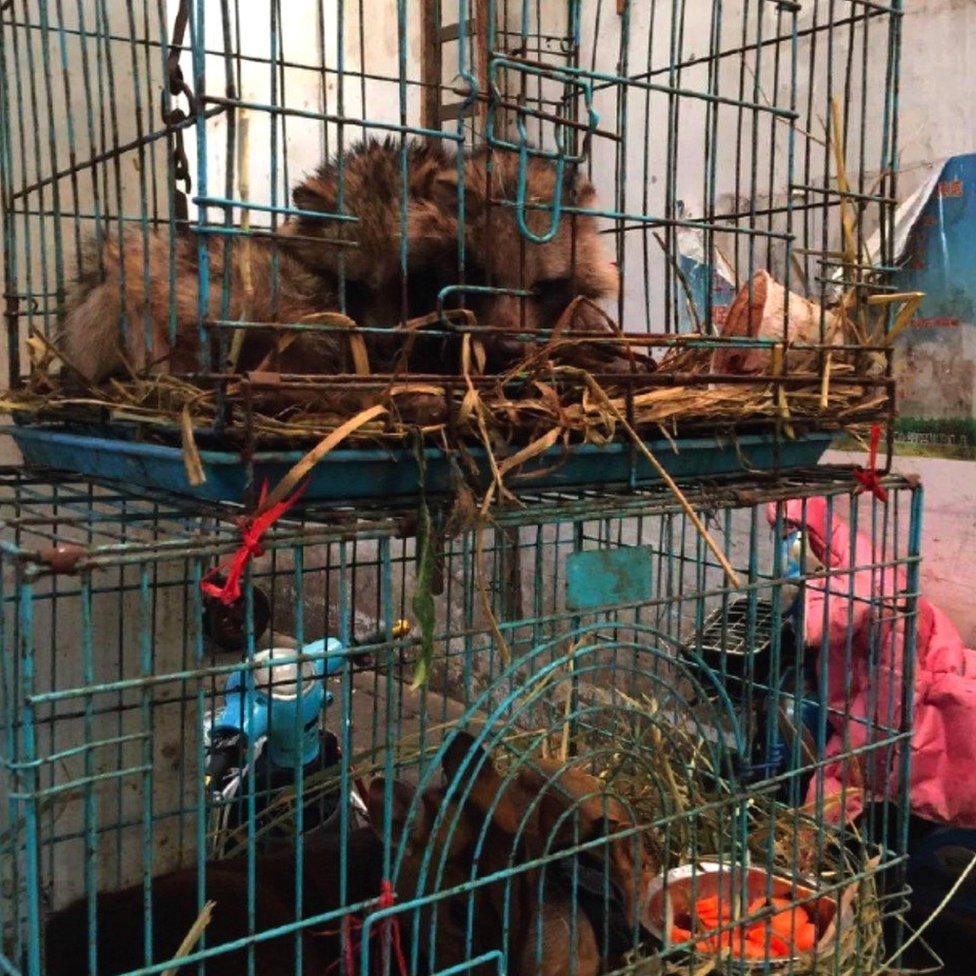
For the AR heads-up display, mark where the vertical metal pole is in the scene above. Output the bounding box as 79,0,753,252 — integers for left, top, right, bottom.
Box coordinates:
891,483,923,966
139,564,155,969
19,575,42,976
192,0,211,372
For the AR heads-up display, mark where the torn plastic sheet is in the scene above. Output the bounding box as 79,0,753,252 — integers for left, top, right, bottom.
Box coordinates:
674,226,738,332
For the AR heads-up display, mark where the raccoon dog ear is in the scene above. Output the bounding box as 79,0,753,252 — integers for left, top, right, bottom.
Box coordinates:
430,168,486,218
572,176,598,209
292,173,334,214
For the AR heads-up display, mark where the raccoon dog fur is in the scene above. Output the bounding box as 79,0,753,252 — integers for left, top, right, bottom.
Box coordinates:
59,139,620,383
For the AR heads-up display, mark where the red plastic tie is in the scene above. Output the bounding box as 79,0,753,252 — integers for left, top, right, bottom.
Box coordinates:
320,881,407,976
378,880,409,976
200,479,306,606
852,423,889,503
344,914,358,976
321,914,362,976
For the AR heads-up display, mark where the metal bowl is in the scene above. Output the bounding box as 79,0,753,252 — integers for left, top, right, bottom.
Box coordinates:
644,860,848,968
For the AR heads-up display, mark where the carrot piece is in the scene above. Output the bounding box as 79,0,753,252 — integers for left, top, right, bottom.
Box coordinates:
685,897,815,958
742,920,793,957
794,922,818,951
731,934,768,959
695,895,731,920
770,909,810,939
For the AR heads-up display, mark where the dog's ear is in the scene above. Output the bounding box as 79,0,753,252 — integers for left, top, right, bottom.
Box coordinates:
429,169,461,213
291,169,337,215
427,165,486,219
572,175,598,209
517,759,631,847
367,777,427,848
517,759,654,922
441,731,529,837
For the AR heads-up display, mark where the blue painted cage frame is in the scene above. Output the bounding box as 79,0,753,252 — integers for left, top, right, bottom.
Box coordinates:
0,466,924,975
0,0,906,501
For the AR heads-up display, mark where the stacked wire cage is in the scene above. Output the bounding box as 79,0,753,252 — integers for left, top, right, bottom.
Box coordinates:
1,468,923,976
0,0,906,498
0,1,921,976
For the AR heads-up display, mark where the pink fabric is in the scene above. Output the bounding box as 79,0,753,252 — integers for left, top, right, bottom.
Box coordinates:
768,497,976,828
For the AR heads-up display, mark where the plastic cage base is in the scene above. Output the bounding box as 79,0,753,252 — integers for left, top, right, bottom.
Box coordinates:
10,423,833,505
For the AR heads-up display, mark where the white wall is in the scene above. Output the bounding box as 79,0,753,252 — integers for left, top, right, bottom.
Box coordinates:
897,0,976,201
179,0,424,232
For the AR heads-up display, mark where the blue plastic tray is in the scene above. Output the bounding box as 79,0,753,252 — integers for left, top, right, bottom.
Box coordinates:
11,424,833,505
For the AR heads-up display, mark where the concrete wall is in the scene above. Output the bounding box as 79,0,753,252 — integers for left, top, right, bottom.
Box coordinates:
897,0,976,202
837,0,976,644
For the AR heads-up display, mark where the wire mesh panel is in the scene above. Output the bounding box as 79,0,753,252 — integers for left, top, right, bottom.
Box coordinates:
0,1,905,501
1,466,923,975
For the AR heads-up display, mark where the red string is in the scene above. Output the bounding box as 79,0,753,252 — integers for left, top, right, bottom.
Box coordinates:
344,914,358,976
200,479,306,606
320,881,407,976
378,880,409,976
852,423,889,503
320,915,361,976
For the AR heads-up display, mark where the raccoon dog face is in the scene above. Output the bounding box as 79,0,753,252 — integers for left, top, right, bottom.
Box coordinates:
282,139,619,370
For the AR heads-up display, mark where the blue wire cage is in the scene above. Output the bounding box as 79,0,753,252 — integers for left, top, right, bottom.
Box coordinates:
0,3,925,976
0,466,924,975
0,0,904,503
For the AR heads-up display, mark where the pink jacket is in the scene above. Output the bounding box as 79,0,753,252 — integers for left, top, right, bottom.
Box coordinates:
768,497,976,827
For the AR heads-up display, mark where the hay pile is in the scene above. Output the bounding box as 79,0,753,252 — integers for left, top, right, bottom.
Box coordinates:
7,300,896,458
2,97,920,507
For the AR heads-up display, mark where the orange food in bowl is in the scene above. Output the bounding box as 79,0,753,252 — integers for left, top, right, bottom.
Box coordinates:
794,922,817,951
669,894,820,959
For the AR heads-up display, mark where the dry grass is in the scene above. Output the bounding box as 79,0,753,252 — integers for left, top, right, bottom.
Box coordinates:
5,321,891,455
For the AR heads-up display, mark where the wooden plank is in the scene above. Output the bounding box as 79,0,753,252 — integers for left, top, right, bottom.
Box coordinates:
439,100,477,122
420,0,442,131
439,19,475,43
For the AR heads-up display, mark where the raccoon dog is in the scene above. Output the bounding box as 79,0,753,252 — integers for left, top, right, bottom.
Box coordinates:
59,139,621,383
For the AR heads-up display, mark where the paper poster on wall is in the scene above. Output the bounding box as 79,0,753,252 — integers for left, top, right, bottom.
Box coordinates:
889,155,976,459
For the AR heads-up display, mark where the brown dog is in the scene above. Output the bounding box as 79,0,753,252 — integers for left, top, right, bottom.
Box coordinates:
42,827,385,976
41,732,652,976
369,730,654,976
